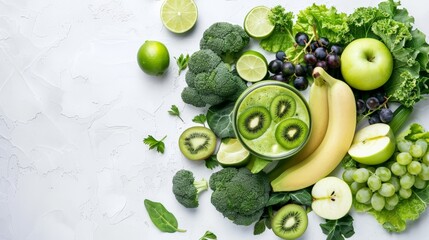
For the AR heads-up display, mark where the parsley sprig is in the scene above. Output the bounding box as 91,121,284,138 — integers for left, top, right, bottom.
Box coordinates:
143,135,167,154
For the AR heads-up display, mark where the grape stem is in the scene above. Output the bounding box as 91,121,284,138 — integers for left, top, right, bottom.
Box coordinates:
291,34,315,64
358,96,391,123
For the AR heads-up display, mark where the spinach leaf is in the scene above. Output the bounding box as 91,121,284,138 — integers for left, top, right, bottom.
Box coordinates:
200,230,217,240
253,219,266,235
266,188,312,207
206,101,236,139
320,214,355,240
144,199,186,233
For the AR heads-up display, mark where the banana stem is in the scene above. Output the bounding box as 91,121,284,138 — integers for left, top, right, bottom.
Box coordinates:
312,67,338,86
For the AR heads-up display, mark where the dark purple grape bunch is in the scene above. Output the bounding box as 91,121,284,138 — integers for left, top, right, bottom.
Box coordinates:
304,35,342,73
267,32,344,91
355,90,393,125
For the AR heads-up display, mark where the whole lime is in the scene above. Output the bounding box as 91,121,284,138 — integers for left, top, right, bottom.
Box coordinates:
137,40,170,76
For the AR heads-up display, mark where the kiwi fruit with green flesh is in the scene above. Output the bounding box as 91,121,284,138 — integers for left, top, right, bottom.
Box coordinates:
275,118,309,150
237,106,271,140
270,95,296,123
272,204,308,239
178,126,217,160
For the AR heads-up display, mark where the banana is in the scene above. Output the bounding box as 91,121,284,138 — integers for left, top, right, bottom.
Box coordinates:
268,79,329,180
271,67,356,192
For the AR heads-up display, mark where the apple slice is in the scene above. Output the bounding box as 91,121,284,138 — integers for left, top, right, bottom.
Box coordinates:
312,177,352,220
348,123,396,165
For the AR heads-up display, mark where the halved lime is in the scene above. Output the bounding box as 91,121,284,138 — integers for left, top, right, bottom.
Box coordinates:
236,50,268,82
217,138,250,167
160,0,198,34
244,6,275,39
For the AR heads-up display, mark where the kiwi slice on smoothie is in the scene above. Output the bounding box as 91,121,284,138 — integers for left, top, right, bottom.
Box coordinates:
270,95,296,123
272,204,308,239
178,126,217,160
275,118,308,149
237,106,271,140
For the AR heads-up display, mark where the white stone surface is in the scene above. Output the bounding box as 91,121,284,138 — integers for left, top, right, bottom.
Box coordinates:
0,0,428,239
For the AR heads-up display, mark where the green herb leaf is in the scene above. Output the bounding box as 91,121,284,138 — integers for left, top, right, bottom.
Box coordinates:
266,192,291,207
168,105,184,122
144,199,186,233
175,53,189,76
206,101,236,139
289,188,312,206
266,188,312,207
199,230,217,240
193,114,207,126
253,219,266,235
143,135,167,154
205,155,220,170
320,214,355,240
341,154,357,169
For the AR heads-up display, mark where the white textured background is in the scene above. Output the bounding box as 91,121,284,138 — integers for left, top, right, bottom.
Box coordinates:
0,0,428,239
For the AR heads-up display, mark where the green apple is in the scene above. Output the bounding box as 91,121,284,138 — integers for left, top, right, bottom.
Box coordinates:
312,177,352,220
341,38,393,91
348,123,396,165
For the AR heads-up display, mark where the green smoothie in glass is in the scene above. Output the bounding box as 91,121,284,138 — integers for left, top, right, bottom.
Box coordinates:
233,81,311,160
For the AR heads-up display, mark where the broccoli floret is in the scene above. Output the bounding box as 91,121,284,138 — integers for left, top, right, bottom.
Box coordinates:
200,22,250,64
181,49,248,108
209,167,271,226
172,169,208,208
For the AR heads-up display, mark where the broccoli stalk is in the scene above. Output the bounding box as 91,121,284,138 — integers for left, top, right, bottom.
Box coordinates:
172,169,208,208
209,167,271,226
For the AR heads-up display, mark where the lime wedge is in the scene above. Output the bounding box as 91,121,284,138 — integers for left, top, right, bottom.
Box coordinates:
217,138,250,167
244,6,275,39
236,50,268,82
160,0,198,34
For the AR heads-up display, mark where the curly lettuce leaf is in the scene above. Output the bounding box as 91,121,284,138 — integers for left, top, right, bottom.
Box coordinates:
378,0,414,27
259,6,294,53
293,4,352,44
371,18,412,52
347,6,389,39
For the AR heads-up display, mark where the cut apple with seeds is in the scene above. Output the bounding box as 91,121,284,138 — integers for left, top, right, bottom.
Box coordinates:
311,176,352,220
348,123,396,165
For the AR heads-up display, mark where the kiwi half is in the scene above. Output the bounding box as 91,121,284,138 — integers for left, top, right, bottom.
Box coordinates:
275,118,308,150
272,204,308,240
270,95,296,123
178,126,217,160
237,106,271,140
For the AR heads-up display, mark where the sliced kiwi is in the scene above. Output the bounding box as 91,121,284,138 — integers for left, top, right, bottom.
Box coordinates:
272,204,308,240
270,95,296,123
178,126,217,160
275,118,309,150
237,106,271,140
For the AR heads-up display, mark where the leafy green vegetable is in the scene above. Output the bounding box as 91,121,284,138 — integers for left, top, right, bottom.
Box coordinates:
294,4,352,45
200,231,217,240
206,101,236,139
143,135,167,154
341,154,357,169
253,219,266,235
260,6,295,53
266,188,312,207
205,155,220,170
175,53,189,76
320,214,355,240
347,6,389,39
144,199,186,233
168,105,184,122
192,114,207,126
